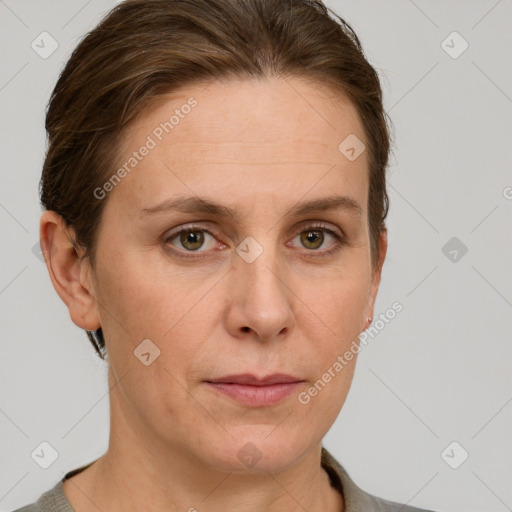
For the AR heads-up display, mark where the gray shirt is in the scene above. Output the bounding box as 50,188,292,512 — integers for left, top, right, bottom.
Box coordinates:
13,447,437,511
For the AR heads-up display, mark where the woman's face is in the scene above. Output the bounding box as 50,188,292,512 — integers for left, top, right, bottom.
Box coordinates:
81,77,385,473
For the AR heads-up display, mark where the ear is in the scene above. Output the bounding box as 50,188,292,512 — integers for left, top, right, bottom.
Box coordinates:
39,210,101,331
364,228,388,329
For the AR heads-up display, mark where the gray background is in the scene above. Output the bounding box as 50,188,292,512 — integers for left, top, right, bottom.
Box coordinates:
1,1,511,511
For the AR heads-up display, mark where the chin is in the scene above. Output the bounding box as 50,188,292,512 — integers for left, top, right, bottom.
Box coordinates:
198,424,316,475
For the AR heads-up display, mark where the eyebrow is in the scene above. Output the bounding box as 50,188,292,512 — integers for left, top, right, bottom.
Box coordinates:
140,194,362,219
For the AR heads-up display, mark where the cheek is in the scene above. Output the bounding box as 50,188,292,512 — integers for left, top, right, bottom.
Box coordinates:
295,266,369,402
95,249,179,335
302,265,370,341
96,259,208,432
95,252,217,383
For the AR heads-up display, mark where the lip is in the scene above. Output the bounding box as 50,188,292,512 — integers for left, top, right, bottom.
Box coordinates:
205,373,304,407
206,373,302,386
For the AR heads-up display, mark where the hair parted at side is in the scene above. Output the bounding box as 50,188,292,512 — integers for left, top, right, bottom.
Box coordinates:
40,0,391,360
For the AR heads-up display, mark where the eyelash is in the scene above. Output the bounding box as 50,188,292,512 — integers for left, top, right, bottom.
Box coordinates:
164,222,346,260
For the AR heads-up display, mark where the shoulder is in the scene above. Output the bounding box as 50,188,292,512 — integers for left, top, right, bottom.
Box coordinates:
12,460,96,511
321,447,439,512
364,494,437,511
11,480,74,512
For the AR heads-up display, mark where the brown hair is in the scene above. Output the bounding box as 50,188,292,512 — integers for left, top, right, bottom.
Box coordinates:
40,0,391,359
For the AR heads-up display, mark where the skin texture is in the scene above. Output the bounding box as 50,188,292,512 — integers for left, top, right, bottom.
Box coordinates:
41,76,387,512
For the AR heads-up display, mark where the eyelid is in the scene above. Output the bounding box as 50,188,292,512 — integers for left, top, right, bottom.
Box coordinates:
295,220,345,239
165,220,344,241
165,221,222,241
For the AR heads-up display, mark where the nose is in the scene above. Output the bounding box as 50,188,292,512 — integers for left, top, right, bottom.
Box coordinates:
224,243,295,342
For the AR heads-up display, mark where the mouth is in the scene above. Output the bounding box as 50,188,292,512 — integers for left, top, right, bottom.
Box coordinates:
204,373,305,407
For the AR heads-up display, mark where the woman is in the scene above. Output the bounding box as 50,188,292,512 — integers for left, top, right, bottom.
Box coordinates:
15,0,437,510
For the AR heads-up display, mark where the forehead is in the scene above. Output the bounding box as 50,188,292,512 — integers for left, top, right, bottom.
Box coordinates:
137,77,361,139
107,76,369,218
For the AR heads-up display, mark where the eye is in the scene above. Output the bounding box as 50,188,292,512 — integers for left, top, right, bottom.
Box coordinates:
164,222,346,260
165,225,224,255
290,223,346,256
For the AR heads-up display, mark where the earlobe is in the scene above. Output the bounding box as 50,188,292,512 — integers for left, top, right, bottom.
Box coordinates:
39,210,101,332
